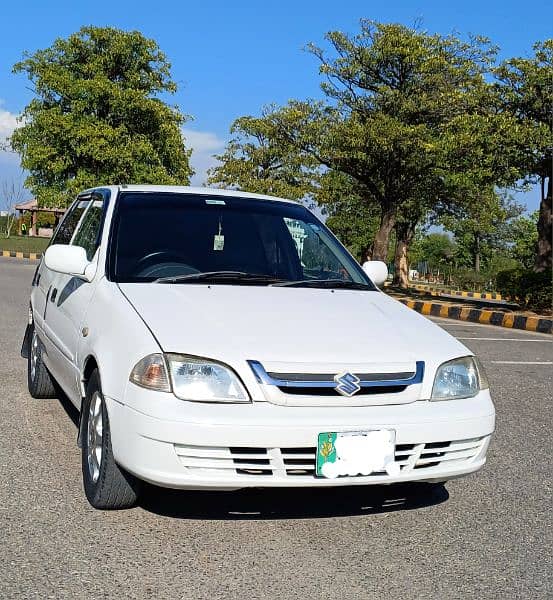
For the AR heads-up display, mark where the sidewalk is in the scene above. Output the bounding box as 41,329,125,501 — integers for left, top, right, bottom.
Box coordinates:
1,250,42,260
395,295,552,334
407,283,503,301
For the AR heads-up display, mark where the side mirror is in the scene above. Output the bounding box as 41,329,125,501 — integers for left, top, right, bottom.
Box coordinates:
362,260,388,286
44,244,95,282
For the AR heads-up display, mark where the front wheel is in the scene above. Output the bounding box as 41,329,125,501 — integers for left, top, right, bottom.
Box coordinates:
81,369,141,509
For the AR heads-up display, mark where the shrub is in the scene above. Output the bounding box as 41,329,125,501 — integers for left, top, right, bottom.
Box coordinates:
37,212,56,228
449,269,489,292
496,268,552,312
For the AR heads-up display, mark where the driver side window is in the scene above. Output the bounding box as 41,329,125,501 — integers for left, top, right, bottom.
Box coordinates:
71,198,105,261
51,199,90,245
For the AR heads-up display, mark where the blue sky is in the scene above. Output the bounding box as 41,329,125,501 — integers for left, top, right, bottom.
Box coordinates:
0,0,550,210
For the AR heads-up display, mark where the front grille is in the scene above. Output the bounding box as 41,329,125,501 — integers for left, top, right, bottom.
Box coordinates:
248,360,425,406
174,437,486,479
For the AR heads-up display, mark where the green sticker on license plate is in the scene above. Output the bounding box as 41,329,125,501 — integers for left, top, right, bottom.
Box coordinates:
316,430,397,478
316,432,338,476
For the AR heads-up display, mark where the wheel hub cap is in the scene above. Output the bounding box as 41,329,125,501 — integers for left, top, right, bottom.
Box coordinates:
30,331,39,380
87,392,103,483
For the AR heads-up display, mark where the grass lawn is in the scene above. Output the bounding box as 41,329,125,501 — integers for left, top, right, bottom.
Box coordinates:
0,236,50,254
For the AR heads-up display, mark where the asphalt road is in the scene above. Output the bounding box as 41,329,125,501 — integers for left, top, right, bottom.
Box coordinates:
1,257,551,600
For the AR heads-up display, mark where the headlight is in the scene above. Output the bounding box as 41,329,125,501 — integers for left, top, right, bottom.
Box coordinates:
166,354,250,403
431,356,486,401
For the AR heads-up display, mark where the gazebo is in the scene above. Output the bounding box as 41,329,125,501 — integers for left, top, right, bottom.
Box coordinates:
14,199,66,237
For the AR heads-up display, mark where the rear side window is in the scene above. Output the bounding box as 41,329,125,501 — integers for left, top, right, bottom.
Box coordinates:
51,199,89,245
72,198,106,261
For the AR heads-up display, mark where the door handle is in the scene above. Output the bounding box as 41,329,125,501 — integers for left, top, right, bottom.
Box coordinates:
50,288,58,303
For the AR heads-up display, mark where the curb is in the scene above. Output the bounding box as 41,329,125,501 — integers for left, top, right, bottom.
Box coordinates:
1,250,42,261
400,299,552,334
408,284,502,300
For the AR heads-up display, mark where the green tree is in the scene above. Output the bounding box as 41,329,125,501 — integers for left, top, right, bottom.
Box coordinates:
207,110,381,262
211,22,505,273
441,190,525,272
494,40,553,272
301,22,499,262
508,210,539,269
410,232,457,273
268,23,525,286
207,111,315,200
11,26,192,207
317,170,381,262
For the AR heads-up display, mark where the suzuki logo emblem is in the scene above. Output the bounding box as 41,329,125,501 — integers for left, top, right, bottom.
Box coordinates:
334,372,361,397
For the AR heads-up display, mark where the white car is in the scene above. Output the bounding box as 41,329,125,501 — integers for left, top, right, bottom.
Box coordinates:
23,185,495,509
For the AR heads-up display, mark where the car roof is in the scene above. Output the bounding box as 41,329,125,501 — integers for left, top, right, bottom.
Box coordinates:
85,185,300,206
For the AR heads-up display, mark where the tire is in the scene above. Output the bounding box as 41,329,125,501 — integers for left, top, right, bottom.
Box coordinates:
81,369,141,509
27,326,58,399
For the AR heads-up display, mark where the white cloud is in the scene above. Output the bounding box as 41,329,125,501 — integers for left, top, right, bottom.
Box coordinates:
0,104,31,203
182,127,226,186
0,107,19,138
0,104,21,166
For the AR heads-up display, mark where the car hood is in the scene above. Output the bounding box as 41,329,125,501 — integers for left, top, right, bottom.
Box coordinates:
118,283,469,371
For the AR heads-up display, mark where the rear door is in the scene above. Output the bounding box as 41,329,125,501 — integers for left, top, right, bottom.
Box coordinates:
41,192,108,401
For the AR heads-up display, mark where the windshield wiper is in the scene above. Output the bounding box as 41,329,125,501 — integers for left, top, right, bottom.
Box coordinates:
155,271,283,284
270,279,373,290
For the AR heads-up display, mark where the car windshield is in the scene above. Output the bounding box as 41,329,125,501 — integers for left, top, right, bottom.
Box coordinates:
108,192,376,290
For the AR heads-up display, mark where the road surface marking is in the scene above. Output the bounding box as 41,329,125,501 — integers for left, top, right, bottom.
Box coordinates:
486,361,553,365
458,337,552,343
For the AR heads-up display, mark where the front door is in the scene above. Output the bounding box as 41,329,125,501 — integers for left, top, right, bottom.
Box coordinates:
34,197,90,376
42,193,107,403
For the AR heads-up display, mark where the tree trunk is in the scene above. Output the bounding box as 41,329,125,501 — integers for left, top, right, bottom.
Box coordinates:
359,243,372,264
535,175,552,273
474,232,481,272
392,222,415,288
371,208,396,262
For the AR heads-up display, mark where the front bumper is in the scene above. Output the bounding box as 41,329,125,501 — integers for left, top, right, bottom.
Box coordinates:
106,386,495,490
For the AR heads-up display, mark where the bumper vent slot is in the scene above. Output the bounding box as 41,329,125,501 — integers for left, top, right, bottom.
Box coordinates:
230,447,272,475
174,437,486,479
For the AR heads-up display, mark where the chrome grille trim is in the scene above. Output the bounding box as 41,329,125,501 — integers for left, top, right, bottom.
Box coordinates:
248,360,425,389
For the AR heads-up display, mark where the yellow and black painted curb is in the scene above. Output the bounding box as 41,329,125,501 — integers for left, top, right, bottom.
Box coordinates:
1,250,42,260
400,298,552,334
409,284,502,300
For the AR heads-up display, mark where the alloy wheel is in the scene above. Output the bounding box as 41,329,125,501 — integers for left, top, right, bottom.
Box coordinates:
87,392,103,483
30,330,39,381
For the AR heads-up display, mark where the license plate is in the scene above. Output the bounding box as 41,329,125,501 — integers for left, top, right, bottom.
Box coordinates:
316,430,398,478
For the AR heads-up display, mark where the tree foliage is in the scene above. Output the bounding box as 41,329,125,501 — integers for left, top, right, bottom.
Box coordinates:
509,211,539,269
11,26,192,207
494,40,553,272
209,21,550,287
210,21,534,282
318,170,381,262
300,22,517,262
410,232,457,272
440,190,525,271
207,111,315,200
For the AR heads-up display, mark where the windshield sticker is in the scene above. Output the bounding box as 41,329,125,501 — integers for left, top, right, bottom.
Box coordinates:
213,235,225,251
205,199,226,205
213,218,225,251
